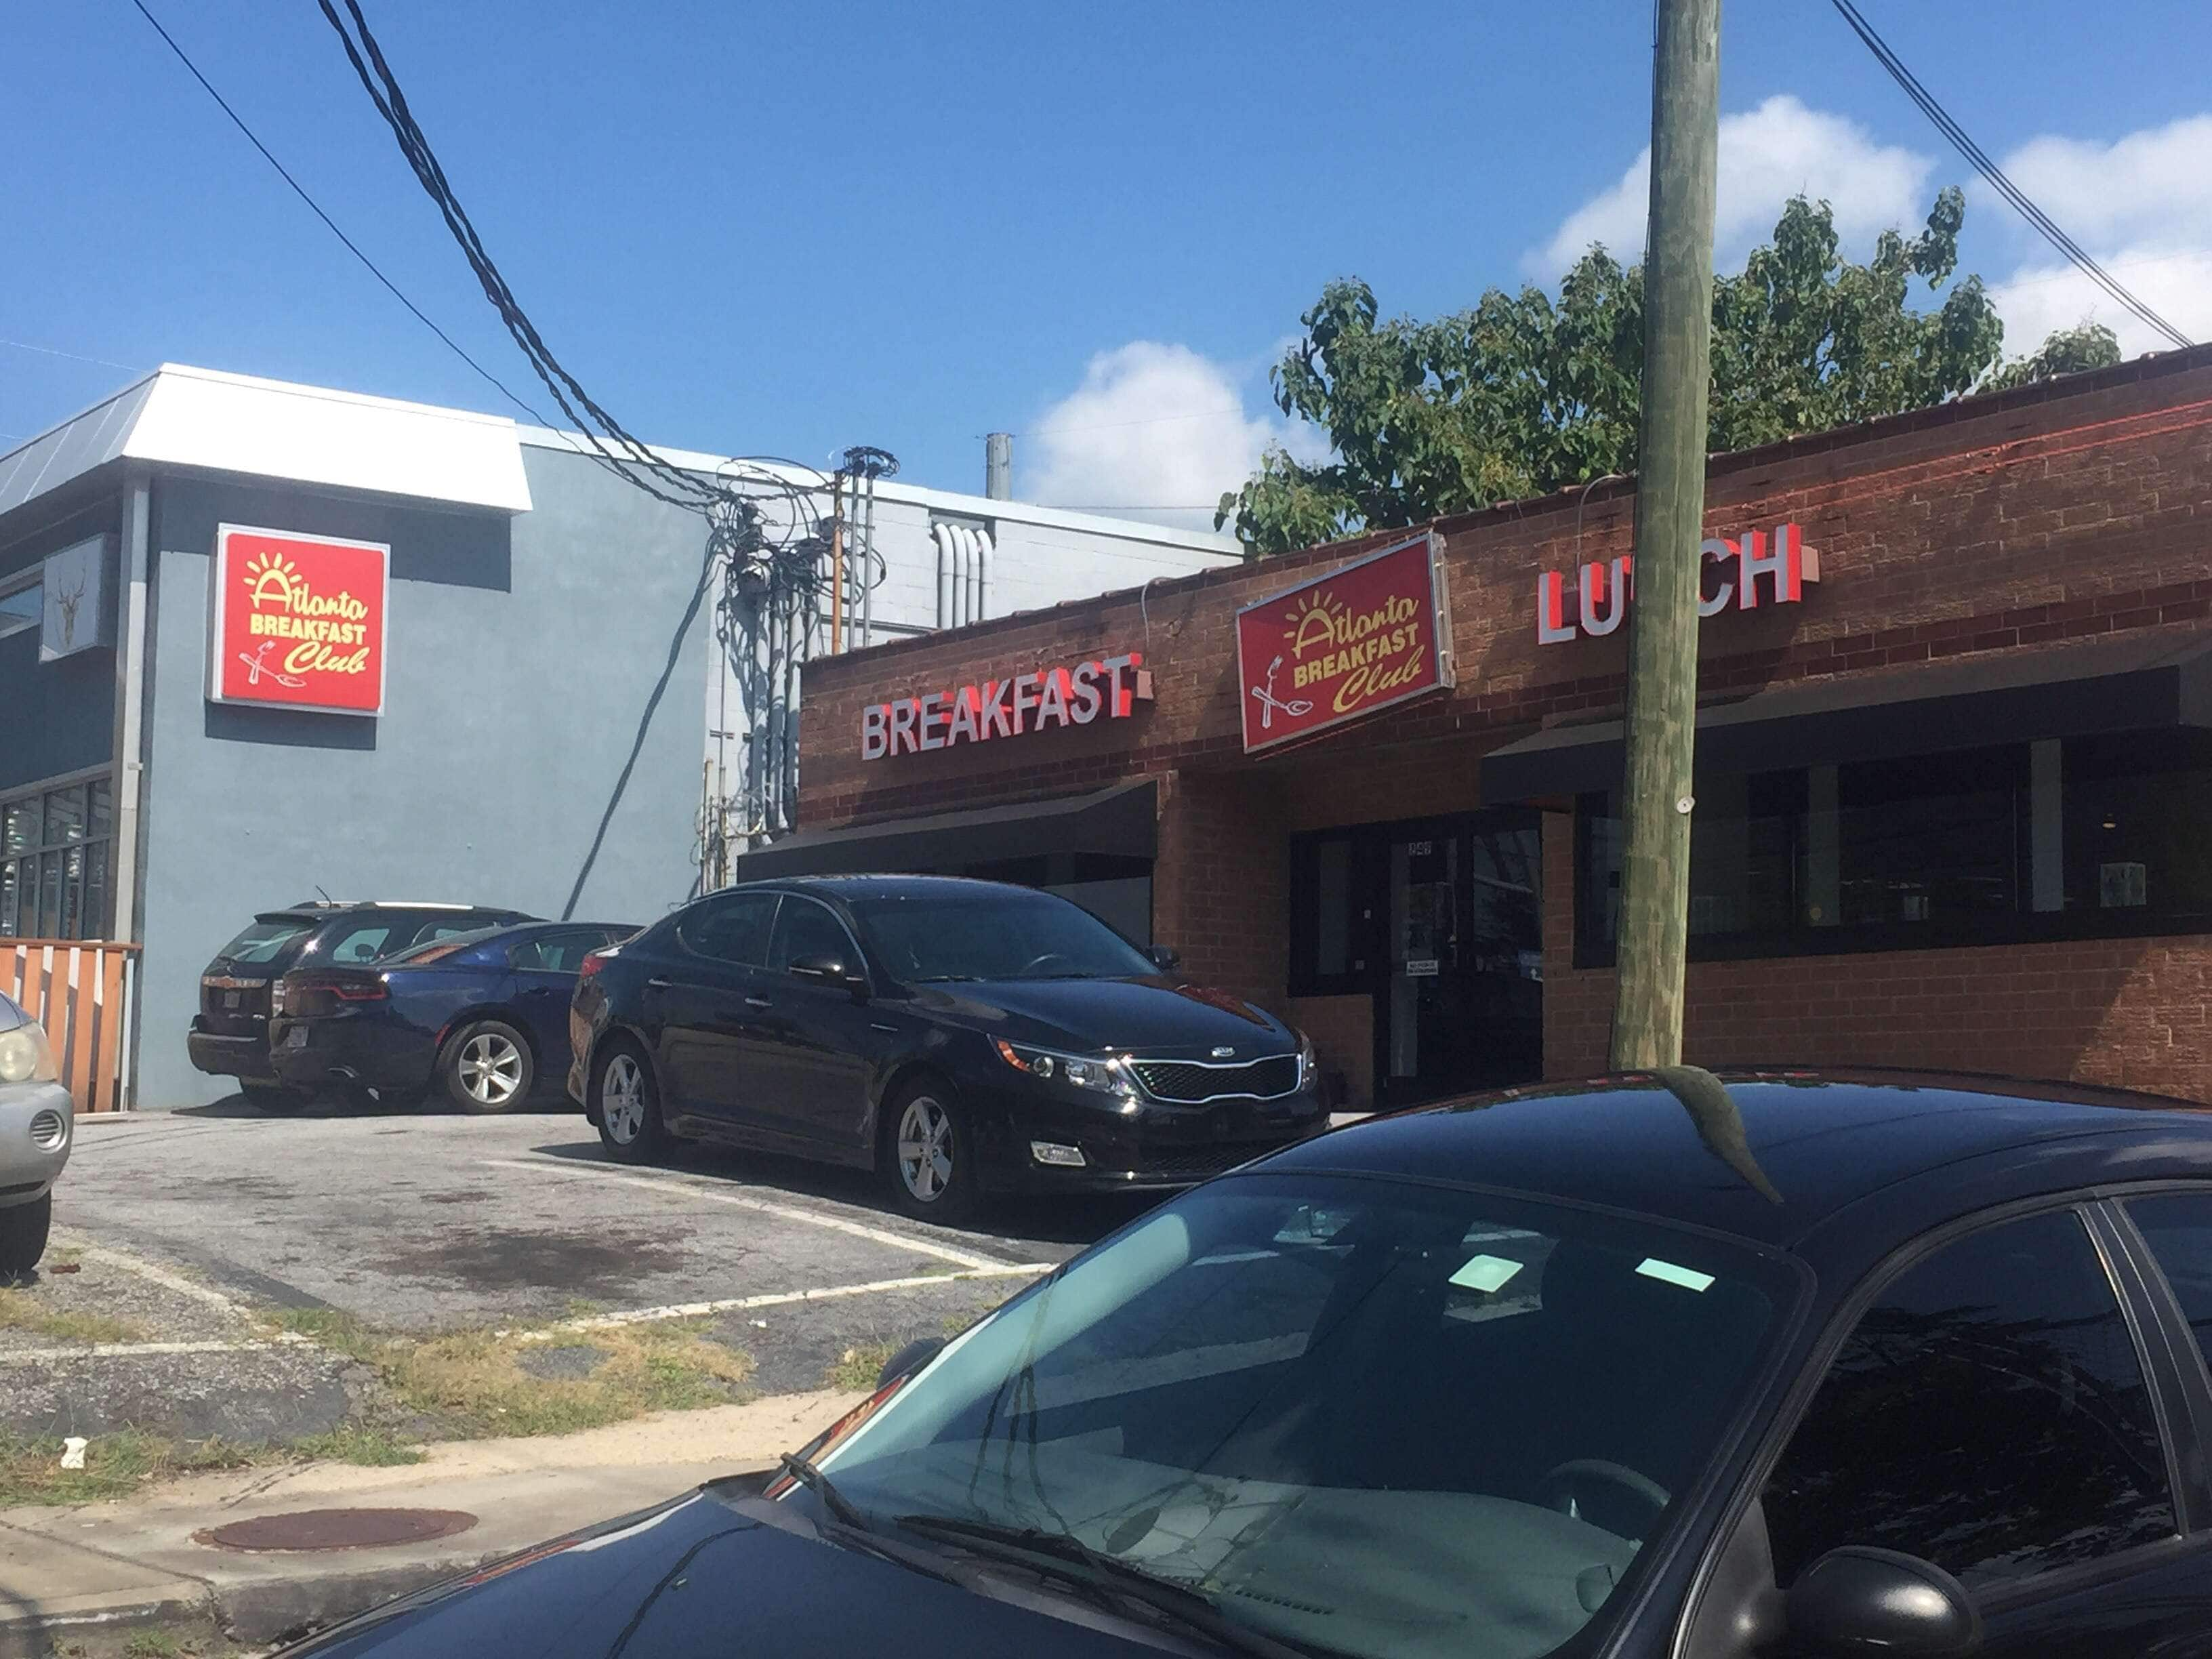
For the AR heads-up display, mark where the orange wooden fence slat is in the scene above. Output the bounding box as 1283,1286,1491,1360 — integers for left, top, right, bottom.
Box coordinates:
97,949,127,1113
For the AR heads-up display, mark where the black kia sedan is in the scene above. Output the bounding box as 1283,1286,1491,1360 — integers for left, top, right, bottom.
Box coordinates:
286,1069,2212,1658
568,876,1326,1219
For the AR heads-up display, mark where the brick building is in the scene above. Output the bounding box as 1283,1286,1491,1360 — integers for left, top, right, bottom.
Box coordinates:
741,348,2212,1111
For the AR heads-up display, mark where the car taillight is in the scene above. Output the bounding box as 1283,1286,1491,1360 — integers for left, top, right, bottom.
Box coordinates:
577,952,608,983
285,975,388,1015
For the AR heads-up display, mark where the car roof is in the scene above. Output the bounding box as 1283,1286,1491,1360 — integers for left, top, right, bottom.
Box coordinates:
1265,1069,2212,1250
715,874,1053,902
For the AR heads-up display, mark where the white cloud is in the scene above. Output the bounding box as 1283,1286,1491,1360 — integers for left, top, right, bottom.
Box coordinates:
1525,94,1933,278
1984,116,2212,358
1023,342,1295,532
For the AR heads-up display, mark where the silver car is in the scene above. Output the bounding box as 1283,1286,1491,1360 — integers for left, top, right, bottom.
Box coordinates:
0,992,70,1279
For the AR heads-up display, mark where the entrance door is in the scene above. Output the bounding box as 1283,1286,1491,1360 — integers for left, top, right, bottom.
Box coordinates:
1374,813,1543,1109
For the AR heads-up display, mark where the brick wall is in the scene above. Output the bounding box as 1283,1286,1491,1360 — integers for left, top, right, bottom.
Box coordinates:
795,347,2212,1105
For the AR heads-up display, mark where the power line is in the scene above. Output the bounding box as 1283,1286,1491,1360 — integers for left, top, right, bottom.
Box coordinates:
1829,0,2192,350
312,0,721,512
1,340,148,375
125,0,548,421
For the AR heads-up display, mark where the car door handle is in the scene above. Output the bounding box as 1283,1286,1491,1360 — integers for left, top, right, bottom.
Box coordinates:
645,977,672,990
744,995,773,1009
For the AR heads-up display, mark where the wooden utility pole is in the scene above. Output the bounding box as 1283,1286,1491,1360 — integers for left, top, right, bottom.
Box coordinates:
1610,0,1721,1069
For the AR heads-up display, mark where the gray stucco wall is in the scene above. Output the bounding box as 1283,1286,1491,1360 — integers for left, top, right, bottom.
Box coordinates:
1,491,119,794
136,448,711,1105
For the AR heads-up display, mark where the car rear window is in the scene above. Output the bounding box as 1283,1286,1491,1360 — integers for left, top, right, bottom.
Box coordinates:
218,916,317,964
323,923,396,964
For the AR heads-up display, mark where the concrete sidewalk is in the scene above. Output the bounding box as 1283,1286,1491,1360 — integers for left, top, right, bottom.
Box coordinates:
0,1388,865,1654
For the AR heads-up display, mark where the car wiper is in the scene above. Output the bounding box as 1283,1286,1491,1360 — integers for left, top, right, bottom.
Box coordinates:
895,1514,1321,1659
772,1456,981,1592
779,1453,872,1532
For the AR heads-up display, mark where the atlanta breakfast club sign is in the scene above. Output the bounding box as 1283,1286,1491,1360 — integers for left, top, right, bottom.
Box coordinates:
207,525,390,717
861,653,1152,760
1235,532,1456,754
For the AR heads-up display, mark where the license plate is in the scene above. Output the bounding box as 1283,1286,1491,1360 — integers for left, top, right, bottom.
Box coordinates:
225,991,241,1010
283,1025,309,1049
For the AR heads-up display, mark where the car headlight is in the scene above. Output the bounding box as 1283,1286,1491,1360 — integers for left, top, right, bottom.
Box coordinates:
0,1020,57,1086
994,1039,1138,1101
1296,1030,1317,1088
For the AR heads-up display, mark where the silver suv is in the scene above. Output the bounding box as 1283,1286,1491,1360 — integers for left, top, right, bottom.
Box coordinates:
0,992,70,1279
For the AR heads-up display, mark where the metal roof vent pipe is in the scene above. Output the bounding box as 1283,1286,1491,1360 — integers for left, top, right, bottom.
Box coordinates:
985,432,1012,501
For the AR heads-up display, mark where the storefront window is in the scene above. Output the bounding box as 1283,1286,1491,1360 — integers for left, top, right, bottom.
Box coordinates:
0,777,115,940
1575,731,2212,962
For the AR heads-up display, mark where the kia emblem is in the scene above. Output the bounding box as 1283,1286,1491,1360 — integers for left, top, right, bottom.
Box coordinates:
1210,1046,1236,1059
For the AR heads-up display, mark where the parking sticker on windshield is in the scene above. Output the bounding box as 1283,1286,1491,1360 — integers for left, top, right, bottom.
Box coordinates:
1449,1253,1524,1293
1636,1258,1715,1292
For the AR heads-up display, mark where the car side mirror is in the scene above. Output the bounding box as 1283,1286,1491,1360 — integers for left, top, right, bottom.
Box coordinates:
1147,945,1182,972
876,1335,945,1393
1783,1547,1980,1656
790,954,868,996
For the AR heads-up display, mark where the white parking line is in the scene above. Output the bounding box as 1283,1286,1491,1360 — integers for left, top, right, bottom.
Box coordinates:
0,1337,298,1366
481,1157,1017,1271
515,1264,1052,1340
59,1240,259,1318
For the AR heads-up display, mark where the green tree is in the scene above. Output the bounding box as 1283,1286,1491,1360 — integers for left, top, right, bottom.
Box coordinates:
1220,190,2119,554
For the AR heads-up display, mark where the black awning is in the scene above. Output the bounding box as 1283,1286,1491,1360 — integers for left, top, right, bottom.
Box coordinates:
1482,629,2212,802
731,779,1158,878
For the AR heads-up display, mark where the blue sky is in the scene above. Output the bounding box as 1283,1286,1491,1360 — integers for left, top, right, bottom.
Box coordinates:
7,1,2211,527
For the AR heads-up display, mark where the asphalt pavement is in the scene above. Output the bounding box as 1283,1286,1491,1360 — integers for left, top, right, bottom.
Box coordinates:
18,1097,1142,1440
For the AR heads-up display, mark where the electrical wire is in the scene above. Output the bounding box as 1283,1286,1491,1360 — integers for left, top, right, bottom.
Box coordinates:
1829,0,2191,351
125,0,550,420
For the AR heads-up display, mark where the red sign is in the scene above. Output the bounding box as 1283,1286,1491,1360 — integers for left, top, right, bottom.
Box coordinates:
1235,533,1454,753
1536,521,1819,644
863,653,1151,760
209,525,390,716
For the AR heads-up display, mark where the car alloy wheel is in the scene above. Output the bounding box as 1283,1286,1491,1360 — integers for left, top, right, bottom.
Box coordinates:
458,1031,525,1107
897,1094,955,1203
602,1052,648,1146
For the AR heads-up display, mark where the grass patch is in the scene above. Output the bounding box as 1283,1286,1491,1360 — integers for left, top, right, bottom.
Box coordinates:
0,1430,261,1509
124,1633,186,1658
826,1343,895,1393
0,1289,146,1346
287,1425,425,1467
268,1307,754,1439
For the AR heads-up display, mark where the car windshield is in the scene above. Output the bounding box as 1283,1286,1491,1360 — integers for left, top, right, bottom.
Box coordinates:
849,888,1157,983
811,1173,1789,1659
218,916,317,964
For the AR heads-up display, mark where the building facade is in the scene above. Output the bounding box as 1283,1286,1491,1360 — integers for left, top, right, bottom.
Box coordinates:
1,365,1235,1108
769,348,2212,1111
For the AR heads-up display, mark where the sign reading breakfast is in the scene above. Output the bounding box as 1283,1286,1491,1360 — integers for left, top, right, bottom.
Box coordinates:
862,653,1151,760
208,525,390,716
1234,532,1455,754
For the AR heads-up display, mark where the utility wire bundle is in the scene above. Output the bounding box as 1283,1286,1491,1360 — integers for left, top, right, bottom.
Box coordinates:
1830,0,2190,351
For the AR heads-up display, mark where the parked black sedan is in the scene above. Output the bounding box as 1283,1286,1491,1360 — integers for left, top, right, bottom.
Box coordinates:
286,1067,2212,1658
569,876,1326,1219
266,921,635,1111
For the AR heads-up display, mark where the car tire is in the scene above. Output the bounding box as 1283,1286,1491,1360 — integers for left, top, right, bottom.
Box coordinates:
0,1193,51,1284
592,1043,667,1164
240,1082,310,1113
443,1020,534,1113
880,1078,979,1225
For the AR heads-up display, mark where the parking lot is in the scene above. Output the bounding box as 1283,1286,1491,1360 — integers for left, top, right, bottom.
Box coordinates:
5,1099,1137,1450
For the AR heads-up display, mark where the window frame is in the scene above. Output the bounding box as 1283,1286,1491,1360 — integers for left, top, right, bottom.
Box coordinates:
676,890,781,968
1679,1189,2212,1650
0,771,117,941
766,893,868,981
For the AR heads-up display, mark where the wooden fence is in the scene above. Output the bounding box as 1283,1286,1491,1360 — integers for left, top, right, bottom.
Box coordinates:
3,940,139,1113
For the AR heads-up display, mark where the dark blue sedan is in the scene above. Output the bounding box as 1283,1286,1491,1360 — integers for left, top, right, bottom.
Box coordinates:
265,921,636,1111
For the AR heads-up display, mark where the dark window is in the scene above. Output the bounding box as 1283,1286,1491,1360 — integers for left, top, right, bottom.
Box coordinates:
2123,1191,2212,1380
771,898,857,974
2063,732,2212,922
1289,831,1371,996
1764,1208,2173,1588
216,915,315,965
1579,770,1806,950
678,892,777,966
1,779,116,940
1834,748,2025,927
512,930,606,973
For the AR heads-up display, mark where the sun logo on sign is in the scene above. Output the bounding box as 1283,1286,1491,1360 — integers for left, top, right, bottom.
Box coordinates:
242,550,302,613
1282,589,1340,661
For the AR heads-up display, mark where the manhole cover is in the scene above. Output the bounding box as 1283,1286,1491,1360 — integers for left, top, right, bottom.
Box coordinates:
197,1507,479,1553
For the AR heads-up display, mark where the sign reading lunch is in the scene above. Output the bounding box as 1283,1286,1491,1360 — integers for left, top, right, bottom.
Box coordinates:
1536,521,1819,645
208,525,390,717
1234,532,1455,754
862,653,1152,760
